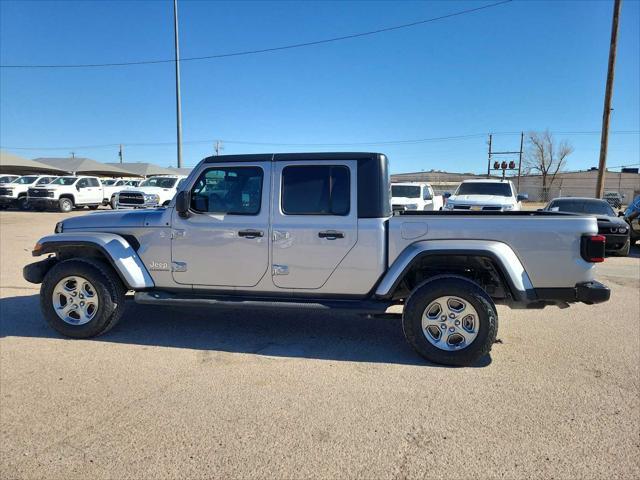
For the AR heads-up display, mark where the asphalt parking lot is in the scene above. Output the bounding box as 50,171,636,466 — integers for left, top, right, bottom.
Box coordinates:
1,209,639,479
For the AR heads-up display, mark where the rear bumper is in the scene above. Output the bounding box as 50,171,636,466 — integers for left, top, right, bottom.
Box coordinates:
535,281,610,306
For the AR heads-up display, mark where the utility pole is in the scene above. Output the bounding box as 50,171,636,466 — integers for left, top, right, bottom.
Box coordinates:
215,140,223,156
596,0,622,198
173,0,183,168
487,134,493,177
70,151,75,159
118,144,124,164
517,131,524,191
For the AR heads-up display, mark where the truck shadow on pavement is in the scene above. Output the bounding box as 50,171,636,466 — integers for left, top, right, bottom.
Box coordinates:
0,295,492,367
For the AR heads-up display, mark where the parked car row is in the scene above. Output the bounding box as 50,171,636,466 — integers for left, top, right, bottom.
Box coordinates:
0,174,185,212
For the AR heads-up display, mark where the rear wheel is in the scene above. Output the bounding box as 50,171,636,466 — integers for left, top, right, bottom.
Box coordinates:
58,198,73,212
402,276,498,366
40,259,126,338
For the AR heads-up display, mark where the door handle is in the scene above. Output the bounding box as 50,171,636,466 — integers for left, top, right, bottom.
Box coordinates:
318,230,344,240
238,229,264,239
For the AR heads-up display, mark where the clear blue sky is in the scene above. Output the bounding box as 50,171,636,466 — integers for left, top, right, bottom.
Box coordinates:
1,0,638,174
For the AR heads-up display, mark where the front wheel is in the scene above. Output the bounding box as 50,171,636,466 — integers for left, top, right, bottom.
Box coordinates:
58,198,73,212
40,258,126,338
17,196,30,211
402,276,498,366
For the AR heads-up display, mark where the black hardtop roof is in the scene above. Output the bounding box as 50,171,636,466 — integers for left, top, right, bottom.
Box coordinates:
203,152,384,163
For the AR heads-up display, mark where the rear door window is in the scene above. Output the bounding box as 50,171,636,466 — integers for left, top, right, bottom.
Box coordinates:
281,165,350,215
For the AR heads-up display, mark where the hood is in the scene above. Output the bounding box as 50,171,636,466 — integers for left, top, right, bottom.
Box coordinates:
61,209,156,230
391,197,422,205
595,215,628,227
123,186,173,195
448,195,513,206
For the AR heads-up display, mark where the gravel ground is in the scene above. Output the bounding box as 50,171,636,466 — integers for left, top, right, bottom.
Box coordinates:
1,210,638,480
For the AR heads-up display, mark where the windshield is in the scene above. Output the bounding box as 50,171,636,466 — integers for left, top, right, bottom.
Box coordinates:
456,182,513,197
13,176,38,185
51,177,78,186
124,180,140,186
0,176,16,183
140,177,177,188
102,179,117,185
548,199,615,216
391,185,421,198
36,177,54,185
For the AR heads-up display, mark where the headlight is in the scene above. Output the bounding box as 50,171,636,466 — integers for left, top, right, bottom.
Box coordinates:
144,194,160,203
444,203,454,210
54,222,64,233
405,204,418,210
503,205,514,211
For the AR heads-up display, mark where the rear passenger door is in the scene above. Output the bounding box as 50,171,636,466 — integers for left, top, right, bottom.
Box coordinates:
271,160,357,289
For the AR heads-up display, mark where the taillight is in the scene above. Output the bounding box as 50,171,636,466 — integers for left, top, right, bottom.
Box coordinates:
581,234,606,263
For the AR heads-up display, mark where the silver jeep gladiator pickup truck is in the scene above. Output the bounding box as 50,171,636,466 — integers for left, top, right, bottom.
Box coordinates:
24,153,610,366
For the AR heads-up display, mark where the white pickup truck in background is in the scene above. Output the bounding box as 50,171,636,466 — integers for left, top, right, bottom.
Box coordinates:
101,178,142,208
115,175,186,209
391,182,443,211
443,179,528,212
27,176,104,212
0,175,58,210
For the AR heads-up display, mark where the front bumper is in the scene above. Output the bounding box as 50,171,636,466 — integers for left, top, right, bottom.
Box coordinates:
28,198,59,208
603,233,629,251
0,196,17,205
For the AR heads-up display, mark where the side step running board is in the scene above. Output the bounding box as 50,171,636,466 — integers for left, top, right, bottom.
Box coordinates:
135,291,393,315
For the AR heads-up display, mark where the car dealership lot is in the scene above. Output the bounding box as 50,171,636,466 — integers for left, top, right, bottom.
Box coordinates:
1,211,638,479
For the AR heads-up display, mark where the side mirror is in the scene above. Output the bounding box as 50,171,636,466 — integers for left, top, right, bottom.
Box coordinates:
443,192,452,199
175,190,190,217
517,193,529,201
76,185,81,191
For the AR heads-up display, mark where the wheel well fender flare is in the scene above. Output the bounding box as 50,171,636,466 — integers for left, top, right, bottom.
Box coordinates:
32,233,154,289
58,194,75,203
375,240,534,301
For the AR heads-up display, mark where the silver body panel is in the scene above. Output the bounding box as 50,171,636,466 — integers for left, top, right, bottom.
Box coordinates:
36,232,155,289
387,216,598,288
35,159,600,299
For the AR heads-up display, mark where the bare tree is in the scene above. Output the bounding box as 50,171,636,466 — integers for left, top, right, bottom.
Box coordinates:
524,130,573,201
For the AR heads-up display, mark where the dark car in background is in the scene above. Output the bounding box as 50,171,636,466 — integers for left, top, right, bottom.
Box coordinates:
544,197,630,256
622,195,640,245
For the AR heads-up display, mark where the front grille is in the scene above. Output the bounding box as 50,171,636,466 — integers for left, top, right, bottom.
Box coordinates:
452,205,471,210
118,192,145,205
0,188,13,196
28,188,53,198
482,206,503,211
452,205,502,211
392,204,407,211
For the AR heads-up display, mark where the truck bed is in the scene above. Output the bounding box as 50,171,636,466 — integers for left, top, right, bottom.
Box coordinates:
388,211,599,288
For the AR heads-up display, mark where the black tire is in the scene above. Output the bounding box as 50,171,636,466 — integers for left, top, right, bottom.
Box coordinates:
17,196,30,211
40,258,126,338
110,197,117,209
402,276,498,366
58,197,73,212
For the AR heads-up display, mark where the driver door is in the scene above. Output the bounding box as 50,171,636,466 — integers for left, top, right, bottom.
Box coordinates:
171,162,271,287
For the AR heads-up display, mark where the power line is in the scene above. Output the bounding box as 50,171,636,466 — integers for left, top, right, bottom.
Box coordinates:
2,130,638,151
0,1,513,69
